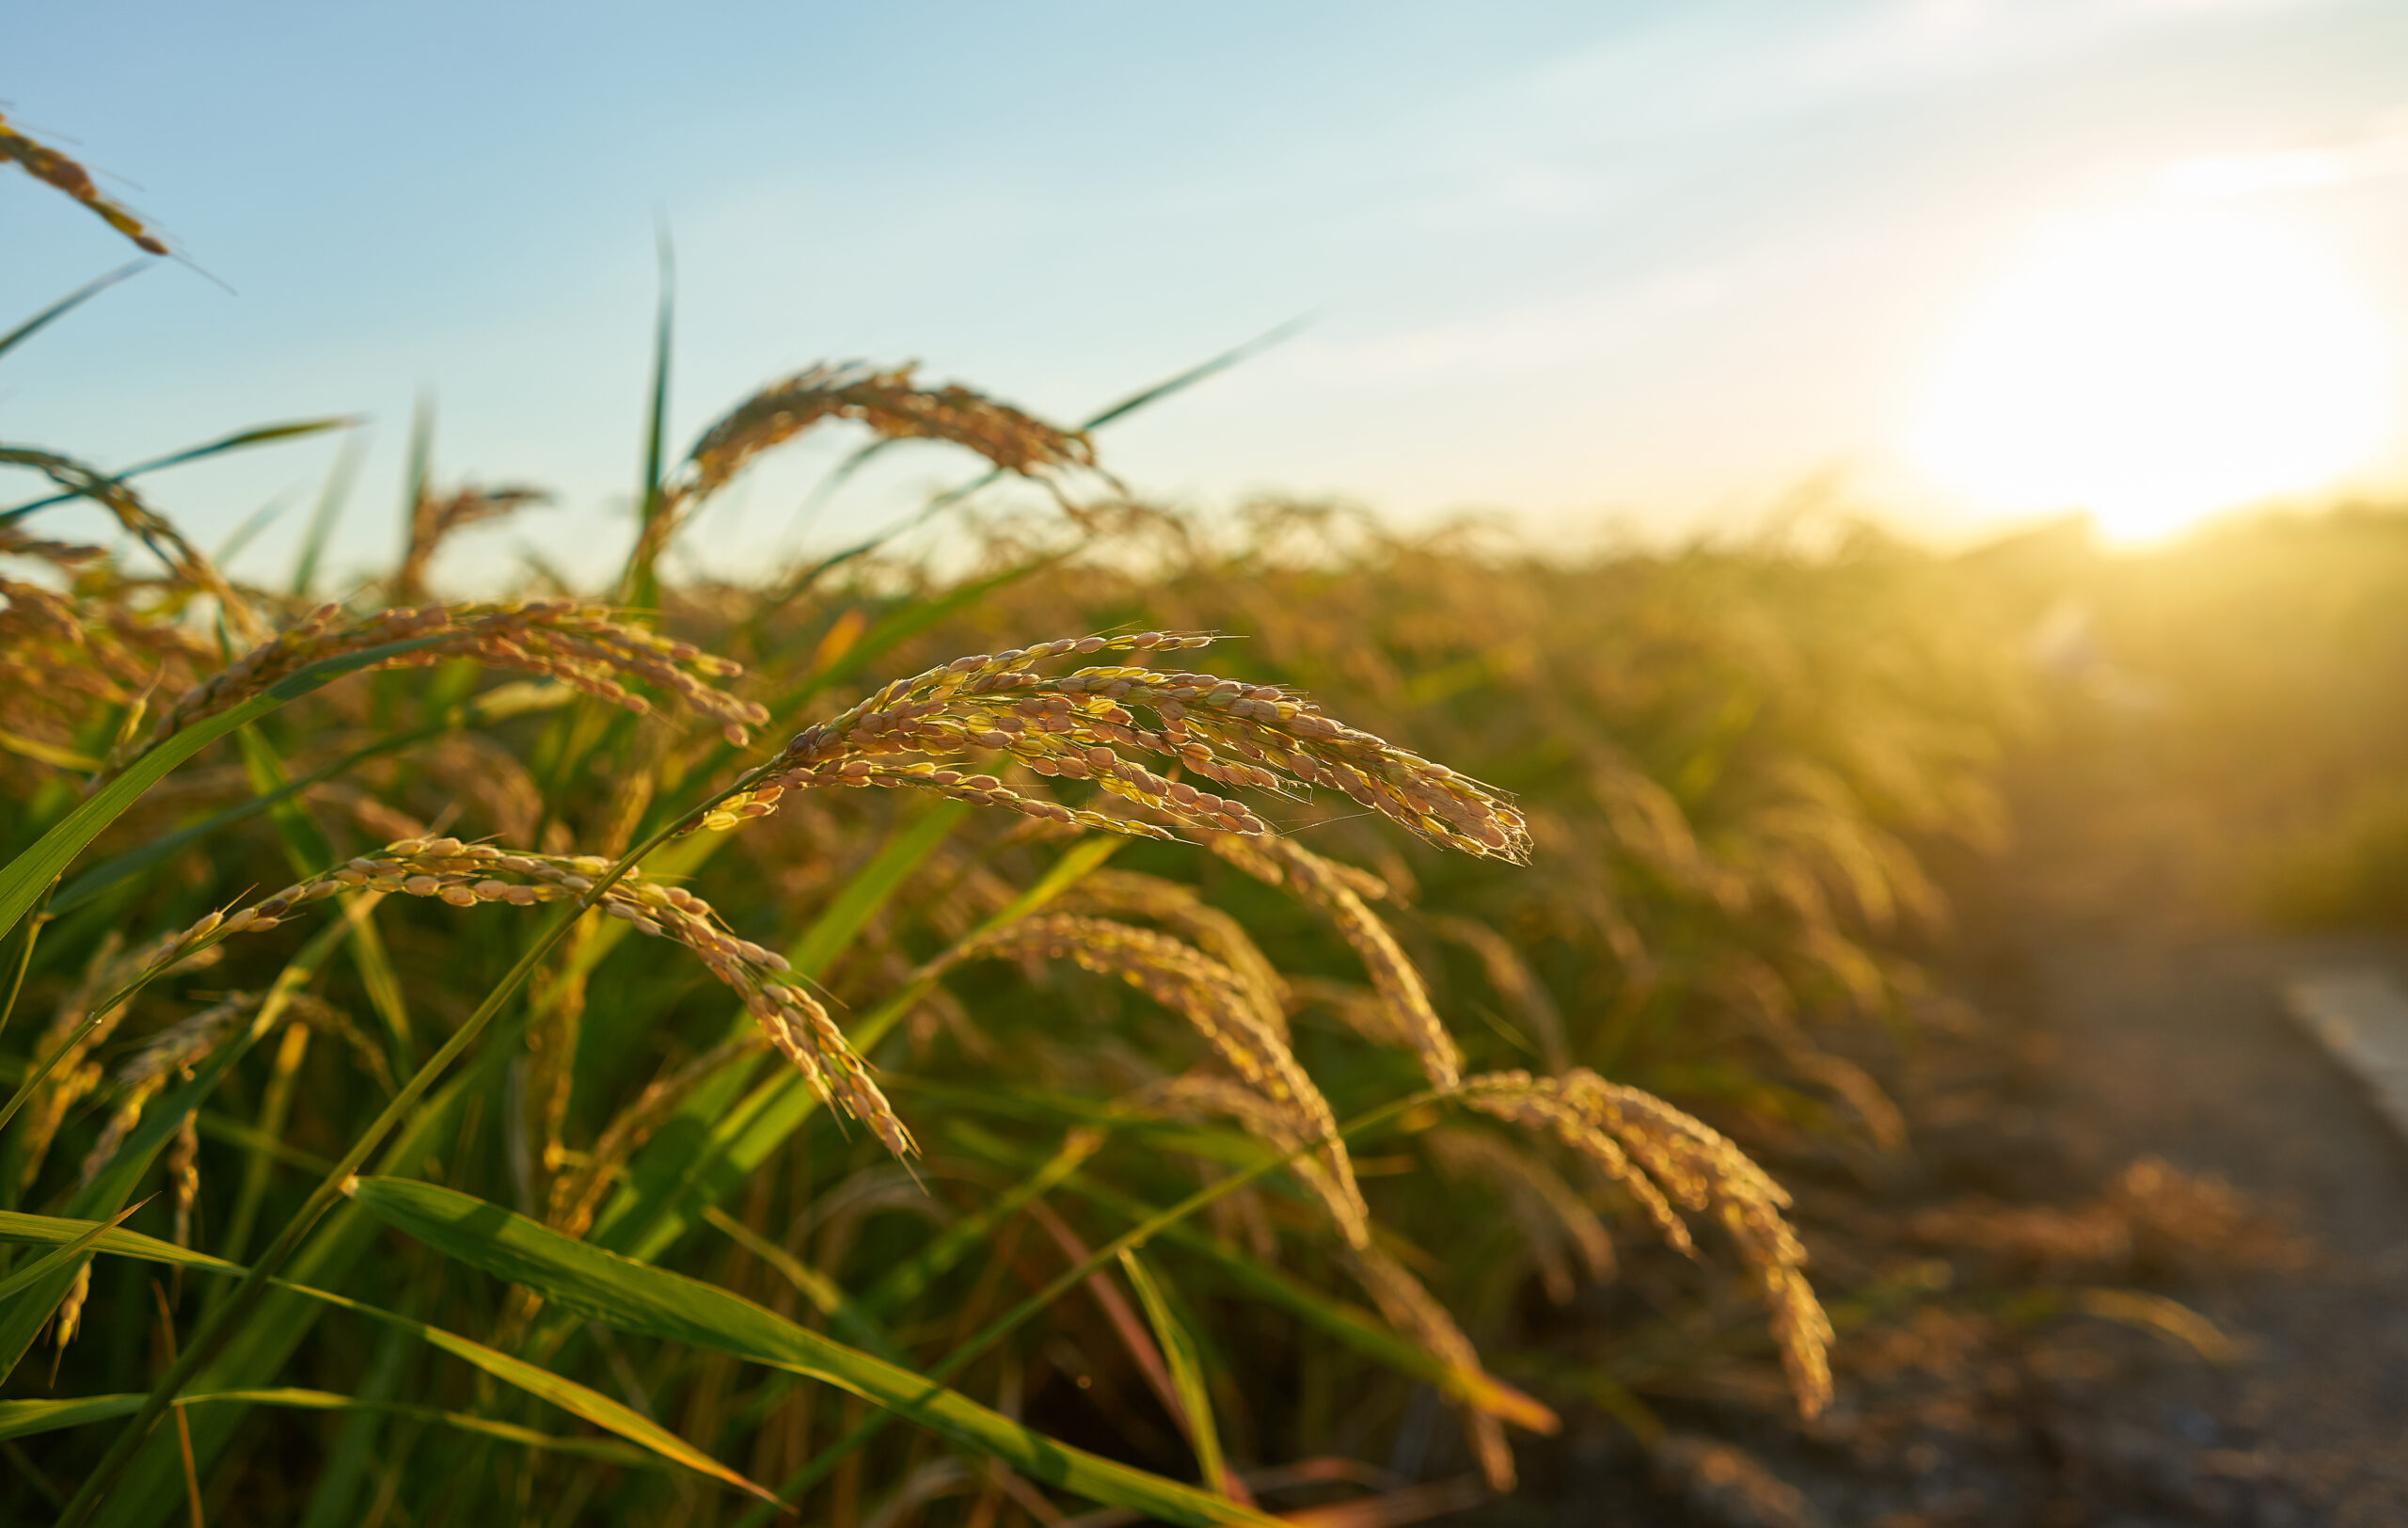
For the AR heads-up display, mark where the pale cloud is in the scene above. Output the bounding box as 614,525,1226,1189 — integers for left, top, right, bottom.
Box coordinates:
2161,111,2408,199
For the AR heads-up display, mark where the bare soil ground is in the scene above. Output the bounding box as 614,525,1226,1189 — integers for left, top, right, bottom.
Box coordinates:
1470,752,2408,1526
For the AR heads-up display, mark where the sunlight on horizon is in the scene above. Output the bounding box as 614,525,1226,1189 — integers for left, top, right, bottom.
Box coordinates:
1908,207,2397,543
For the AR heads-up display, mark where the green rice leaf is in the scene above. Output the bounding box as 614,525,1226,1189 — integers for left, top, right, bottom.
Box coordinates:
0,1389,657,1465
0,1202,145,1302
0,1209,240,1275
291,1281,782,1506
348,1176,1281,1527
0,1200,770,1500
0,263,149,363
1118,1248,1228,1494
0,418,356,522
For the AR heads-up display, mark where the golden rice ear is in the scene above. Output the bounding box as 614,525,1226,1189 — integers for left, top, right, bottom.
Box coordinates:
623,362,1100,581
0,111,168,254
15,931,210,1196
1461,1068,1835,1421
1135,1073,1369,1251
139,599,769,779
73,992,264,1192
680,362,1095,501
0,447,262,642
1059,869,1289,1037
395,484,549,601
1213,836,1463,1089
926,913,1361,1234
717,632,1529,862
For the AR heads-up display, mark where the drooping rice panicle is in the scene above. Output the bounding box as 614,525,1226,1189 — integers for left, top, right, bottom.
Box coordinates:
127,836,911,1158
1212,836,1464,1088
394,484,550,602
681,362,1095,500
135,599,770,774
626,362,1099,579
1463,1068,1834,1419
1135,1074,1370,1251
703,630,1529,859
72,992,262,1191
1059,869,1289,1037
0,110,169,253
924,913,1366,1243
16,932,218,1194
0,446,264,641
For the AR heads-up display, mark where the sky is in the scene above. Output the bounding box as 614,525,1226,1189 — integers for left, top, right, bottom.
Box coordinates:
6,0,2407,589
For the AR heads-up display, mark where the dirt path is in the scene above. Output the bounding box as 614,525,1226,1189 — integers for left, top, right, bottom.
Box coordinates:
1484,763,2408,1527
1907,759,2408,1525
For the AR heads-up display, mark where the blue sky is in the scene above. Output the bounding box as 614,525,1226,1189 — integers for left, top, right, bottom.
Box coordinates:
7,0,2406,588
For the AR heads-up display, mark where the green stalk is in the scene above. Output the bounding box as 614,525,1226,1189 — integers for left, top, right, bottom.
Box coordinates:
0,885,44,1047
729,1088,1440,1526
54,759,775,1527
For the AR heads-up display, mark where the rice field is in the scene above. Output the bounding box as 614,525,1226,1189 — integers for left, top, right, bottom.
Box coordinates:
8,111,2404,1527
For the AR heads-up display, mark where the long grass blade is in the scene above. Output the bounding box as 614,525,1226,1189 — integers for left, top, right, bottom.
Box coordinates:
0,1390,658,1465
0,262,149,362
289,430,364,597
619,228,675,612
1119,1248,1229,1494
346,1175,1280,1528
0,1211,772,1496
0,418,356,522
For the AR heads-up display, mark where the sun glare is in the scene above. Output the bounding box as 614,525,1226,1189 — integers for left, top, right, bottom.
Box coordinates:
1909,209,2395,541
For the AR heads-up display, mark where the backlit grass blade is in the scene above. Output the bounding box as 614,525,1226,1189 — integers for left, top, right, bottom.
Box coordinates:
0,635,453,947
1119,1248,1229,1495
619,228,675,613
0,1212,773,1499
288,431,364,597
0,262,148,362
0,1202,145,1302
0,1210,238,1274
0,418,356,521
348,1176,1282,1528
0,1389,658,1466
290,1281,783,1507
1074,315,1307,433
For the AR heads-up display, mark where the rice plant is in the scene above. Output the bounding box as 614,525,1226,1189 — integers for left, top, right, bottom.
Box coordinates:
0,120,2013,1525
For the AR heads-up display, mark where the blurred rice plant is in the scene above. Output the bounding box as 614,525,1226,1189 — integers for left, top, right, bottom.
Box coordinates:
0,119,2027,1525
